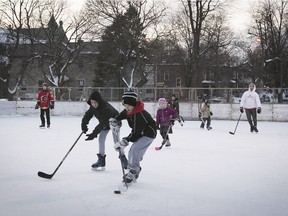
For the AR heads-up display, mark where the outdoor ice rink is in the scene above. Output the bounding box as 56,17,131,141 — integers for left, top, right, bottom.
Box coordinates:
0,116,288,216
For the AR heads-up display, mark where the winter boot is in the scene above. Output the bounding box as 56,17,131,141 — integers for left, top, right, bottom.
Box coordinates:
39,124,45,128
119,154,128,169
250,125,254,133
123,169,139,184
91,154,106,171
165,140,171,147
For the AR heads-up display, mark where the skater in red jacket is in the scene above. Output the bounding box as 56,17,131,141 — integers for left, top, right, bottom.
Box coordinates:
35,83,55,128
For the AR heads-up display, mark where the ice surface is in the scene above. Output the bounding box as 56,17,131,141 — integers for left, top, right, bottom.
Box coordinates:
0,116,288,216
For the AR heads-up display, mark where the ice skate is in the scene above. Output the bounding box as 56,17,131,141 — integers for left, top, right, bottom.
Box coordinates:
123,169,139,184
91,154,106,171
165,140,171,147
39,124,45,128
47,124,50,128
250,125,254,133
207,126,212,130
254,127,259,133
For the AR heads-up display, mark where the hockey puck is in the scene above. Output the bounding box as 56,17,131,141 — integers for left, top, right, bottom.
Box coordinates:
114,190,121,194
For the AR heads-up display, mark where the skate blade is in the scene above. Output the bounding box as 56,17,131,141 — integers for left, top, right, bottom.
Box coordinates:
91,167,105,171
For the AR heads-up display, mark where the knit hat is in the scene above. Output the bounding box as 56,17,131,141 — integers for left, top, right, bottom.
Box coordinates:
122,91,137,107
158,98,167,104
87,91,103,106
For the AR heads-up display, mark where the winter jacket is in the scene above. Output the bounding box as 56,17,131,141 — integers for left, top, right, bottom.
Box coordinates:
37,90,54,109
168,98,179,114
156,106,178,127
81,91,119,136
115,101,157,142
201,103,211,118
240,85,261,110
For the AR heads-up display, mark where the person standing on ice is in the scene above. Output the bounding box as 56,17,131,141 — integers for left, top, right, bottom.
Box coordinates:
156,98,178,147
35,83,55,128
240,83,262,133
111,90,157,184
168,94,180,115
81,91,128,171
199,99,213,130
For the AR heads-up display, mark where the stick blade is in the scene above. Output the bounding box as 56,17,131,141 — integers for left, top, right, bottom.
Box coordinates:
38,171,53,179
229,131,235,135
155,147,161,151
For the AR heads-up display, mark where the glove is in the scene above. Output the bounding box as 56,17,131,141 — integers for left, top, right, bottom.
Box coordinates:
109,118,120,133
81,124,88,134
170,120,175,125
49,104,54,109
240,107,244,113
85,132,97,141
35,103,39,109
198,112,202,118
114,139,128,150
156,125,160,130
210,111,213,116
257,107,261,114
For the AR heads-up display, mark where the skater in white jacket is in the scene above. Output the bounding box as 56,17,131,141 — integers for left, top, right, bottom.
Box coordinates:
240,83,262,133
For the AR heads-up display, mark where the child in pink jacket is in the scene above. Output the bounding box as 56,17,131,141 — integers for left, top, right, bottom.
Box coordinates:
156,98,178,147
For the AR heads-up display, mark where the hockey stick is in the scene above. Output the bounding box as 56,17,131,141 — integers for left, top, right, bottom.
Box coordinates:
229,113,242,135
155,124,173,151
37,132,84,179
119,149,128,189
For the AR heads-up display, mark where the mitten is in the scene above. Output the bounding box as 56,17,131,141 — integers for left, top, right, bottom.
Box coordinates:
35,103,39,109
81,124,88,134
85,132,97,141
240,107,244,113
114,139,128,150
257,107,261,114
210,111,213,116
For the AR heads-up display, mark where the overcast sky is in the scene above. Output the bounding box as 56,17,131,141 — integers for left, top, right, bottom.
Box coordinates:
66,0,253,35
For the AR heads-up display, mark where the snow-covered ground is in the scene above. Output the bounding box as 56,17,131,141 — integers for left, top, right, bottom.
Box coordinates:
0,116,288,216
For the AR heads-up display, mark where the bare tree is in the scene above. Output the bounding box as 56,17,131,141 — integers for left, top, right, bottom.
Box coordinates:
249,0,288,102
82,0,167,86
0,0,96,99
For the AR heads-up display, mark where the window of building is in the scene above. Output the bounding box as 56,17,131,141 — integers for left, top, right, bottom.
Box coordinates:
20,79,27,91
78,79,85,91
164,72,169,80
176,78,181,87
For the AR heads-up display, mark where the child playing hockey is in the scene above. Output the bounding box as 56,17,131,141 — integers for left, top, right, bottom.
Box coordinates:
156,98,178,147
81,91,128,171
35,83,55,128
199,99,213,130
111,90,157,184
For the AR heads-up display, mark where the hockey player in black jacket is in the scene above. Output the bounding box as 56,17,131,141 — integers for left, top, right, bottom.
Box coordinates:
112,91,157,184
81,91,128,171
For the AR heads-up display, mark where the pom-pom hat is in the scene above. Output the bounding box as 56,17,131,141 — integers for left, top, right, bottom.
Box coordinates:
122,91,137,107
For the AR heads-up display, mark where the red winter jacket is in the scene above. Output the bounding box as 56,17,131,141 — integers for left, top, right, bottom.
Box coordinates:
37,90,54,109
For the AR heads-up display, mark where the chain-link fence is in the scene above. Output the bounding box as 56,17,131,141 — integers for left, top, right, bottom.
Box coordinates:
13,86,288,104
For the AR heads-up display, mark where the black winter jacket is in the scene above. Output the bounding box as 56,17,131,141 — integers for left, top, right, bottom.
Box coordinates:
81,92,119,136
115,101,157,142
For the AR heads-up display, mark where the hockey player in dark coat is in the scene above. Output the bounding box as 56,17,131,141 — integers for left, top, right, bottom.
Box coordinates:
81,91,128,171
112,91,157,184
